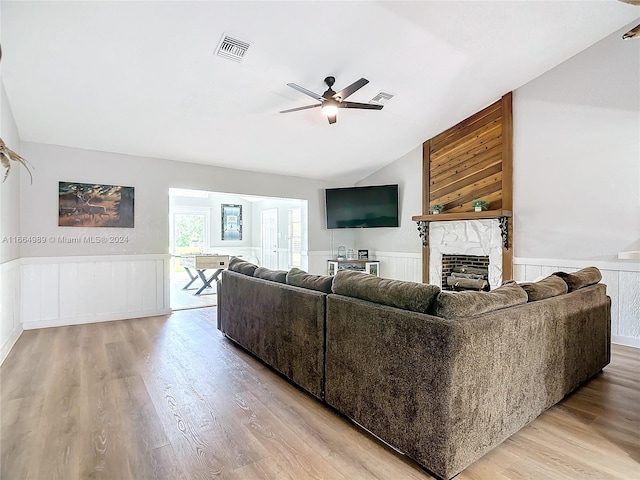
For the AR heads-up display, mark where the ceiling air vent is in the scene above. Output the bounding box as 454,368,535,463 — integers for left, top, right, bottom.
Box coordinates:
370,91,394,105
216,34,250,62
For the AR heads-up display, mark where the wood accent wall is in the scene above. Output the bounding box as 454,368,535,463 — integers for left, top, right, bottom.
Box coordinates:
425,93,512,213
420,92,513,283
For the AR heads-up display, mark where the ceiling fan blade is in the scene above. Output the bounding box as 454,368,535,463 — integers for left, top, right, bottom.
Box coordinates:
327,114,337,124
334,78,369,100
286,83,324,101
280,104,321,114
623,23,640,39
339,101,383,110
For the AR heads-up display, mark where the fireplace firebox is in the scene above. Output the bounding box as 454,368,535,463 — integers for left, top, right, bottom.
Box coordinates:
441,254,490,291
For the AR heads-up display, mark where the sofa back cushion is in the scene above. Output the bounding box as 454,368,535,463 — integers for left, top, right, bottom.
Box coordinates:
553,266,602,292
254,266,287,283
228,256,259,276
432,281,528,319
520,275,568,302
332,270,440,313
286,267,333,294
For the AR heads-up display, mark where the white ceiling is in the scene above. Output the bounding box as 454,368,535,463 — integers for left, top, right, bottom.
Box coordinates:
1,1,638,183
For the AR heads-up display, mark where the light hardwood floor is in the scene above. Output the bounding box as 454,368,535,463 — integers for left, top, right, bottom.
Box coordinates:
1,308,638,479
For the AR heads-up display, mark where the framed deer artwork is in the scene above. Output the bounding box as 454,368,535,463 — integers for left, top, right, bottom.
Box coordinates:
58,181,135,228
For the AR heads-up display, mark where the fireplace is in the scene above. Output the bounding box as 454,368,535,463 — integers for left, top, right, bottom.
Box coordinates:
442,254,490,291
428,219,504,290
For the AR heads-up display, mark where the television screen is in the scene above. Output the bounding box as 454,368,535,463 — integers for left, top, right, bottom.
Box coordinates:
325,184,399,229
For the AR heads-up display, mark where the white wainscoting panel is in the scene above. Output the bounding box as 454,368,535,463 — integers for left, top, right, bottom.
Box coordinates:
514,257,640,348
307,251,333,276
1,259,22,365
371,251,423,282
21,254,171,330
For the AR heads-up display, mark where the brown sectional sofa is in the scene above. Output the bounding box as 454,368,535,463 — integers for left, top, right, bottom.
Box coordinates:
217,259,611,479
218,267,327,399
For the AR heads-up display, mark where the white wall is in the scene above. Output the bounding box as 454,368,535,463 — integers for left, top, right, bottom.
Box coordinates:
354,146,423,281
1,82,21,262
513,26,639,261
0,80,24,363
18,142,337,263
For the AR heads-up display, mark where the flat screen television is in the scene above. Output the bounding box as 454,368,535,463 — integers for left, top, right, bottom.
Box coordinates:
325,184,399,229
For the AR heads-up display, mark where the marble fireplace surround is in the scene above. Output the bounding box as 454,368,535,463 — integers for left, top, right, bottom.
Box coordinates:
429,219,503,290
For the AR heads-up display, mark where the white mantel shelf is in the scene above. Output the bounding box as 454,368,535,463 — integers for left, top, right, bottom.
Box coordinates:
412,209,513,222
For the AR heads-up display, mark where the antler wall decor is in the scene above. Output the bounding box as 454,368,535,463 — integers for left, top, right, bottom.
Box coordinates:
1,139,33,183
0,42,34,183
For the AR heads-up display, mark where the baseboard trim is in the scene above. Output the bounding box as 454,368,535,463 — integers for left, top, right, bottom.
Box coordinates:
612,335,640,349
22,308,172,330
0,325,23,365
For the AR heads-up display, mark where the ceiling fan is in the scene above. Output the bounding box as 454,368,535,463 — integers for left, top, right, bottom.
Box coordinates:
280,76,383,124
620,0,640,39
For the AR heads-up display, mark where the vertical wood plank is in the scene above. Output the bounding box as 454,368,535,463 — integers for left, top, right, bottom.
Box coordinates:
422,141,431,283
59,263,79,320
126,262,143,313
156,259,167,311
21,264,41,323
76,262,97,317
94,261,113,315
501,92,513,282
111,262,129,313
141,261,157,311
501,92,513,211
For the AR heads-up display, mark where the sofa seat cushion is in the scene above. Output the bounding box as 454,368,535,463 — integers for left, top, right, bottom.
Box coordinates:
553,266,602,292
432,281,528,319
254,266,287,283
229,256,259,276
332,270,440,313
520,275,568,302
286,267,333,294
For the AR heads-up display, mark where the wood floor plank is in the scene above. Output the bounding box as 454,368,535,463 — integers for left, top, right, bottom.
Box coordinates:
1,308,638,479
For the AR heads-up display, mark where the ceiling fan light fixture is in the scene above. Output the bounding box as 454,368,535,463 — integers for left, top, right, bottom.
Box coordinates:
321,103,338,117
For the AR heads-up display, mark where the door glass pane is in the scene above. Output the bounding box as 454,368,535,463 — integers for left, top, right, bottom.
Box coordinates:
288,207,302,268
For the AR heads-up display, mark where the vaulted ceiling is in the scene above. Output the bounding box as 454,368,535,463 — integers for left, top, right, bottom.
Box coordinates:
1,1,638,183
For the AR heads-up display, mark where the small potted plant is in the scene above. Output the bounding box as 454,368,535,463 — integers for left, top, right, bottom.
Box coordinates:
430,204,444,214
472,199,488,212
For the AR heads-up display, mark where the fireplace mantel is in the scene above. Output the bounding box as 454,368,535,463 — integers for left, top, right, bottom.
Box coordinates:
411,209,512,222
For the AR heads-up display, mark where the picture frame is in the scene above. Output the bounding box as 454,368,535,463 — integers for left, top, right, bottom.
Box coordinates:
221,204,242,240
358,249,369,259
58,181,134,228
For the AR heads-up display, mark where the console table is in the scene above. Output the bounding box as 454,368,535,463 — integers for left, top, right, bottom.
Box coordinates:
328,259,380,276
180,254,230,295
